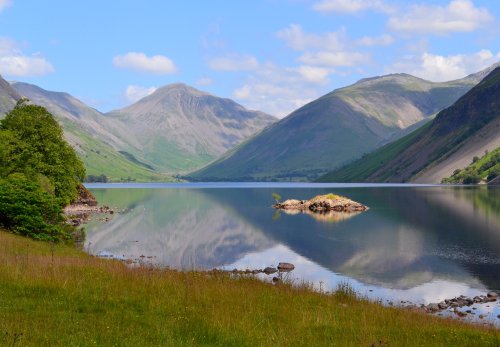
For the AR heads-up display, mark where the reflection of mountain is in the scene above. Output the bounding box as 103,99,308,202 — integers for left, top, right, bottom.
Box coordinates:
85,189,274,269
201,188,500,290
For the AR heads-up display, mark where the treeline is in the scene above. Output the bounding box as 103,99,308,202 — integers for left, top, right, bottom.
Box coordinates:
0,99,85,241
442,148,500,184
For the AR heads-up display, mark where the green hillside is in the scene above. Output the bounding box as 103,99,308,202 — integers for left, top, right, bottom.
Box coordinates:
318,67,500,183
442,147,500,184
189,70,490,182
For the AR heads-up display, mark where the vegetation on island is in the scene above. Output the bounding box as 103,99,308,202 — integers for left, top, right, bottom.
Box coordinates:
0,99,85,241
442,147,500,184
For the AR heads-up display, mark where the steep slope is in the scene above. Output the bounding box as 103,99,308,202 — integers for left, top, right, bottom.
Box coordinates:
318,67,500,183
105,84,276,173
0,75,21,116
189,66,496,181
11,82,166,182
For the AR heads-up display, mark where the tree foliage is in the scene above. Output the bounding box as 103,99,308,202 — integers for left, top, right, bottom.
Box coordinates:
0,100,85,241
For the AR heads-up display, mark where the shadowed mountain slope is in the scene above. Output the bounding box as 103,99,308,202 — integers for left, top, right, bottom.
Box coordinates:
318,66,500,183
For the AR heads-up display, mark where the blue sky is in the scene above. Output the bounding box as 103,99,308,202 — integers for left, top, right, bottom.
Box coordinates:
0,0,499,117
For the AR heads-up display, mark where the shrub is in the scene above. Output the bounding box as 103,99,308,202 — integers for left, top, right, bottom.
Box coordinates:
0,174,72,241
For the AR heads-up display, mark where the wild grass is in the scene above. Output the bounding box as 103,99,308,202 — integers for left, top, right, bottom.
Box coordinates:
0,230,499,346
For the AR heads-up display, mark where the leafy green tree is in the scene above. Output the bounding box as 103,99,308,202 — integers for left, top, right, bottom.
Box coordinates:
0,101,85,206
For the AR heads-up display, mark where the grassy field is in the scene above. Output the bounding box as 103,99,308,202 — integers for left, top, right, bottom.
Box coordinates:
1,230,499,346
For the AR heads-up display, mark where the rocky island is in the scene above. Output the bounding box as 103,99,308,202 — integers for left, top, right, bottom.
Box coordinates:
273,194,368,214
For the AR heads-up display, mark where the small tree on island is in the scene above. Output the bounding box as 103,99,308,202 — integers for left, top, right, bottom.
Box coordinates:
272,192,282,204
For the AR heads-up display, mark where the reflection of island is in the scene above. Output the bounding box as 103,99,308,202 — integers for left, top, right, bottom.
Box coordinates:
280,209,362,223
201,187,500,290
85,189,274,269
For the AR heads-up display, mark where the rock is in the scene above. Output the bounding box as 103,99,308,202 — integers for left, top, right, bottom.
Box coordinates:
277,262,295,271
438,302,448,310
497,315,500,319
456,311,467,317
479,314,485,319
272,277,281,284
273,194,368,214
263,267,278,275
427,304,440,312
487,291,498,298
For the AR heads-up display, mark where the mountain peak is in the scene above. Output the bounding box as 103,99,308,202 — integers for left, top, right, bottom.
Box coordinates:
152,83,210,98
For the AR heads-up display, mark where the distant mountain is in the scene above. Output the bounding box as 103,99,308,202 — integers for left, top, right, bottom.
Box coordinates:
10,82,275,180
11,82,167,182
105,83,276,173
189,64,498,181
0,75,21,116
318,66,500,183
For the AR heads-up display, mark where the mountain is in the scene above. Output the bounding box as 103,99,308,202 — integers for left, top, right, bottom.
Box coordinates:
105,83,276,173
10,82,275,180
189,64,498,181
0,75,21,116
11,82,167,182
318,66,500,183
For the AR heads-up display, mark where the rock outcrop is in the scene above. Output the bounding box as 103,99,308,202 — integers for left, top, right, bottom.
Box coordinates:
273,194,368,214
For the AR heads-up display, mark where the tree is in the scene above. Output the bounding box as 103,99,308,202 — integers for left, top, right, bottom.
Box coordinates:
0,102,85,206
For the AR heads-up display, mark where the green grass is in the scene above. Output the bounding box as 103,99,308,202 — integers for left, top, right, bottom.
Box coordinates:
1,230,499,346
442,147,500,184
62,120,173,182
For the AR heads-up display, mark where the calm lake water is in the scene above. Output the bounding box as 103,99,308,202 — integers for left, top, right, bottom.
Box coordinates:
85,183,500,323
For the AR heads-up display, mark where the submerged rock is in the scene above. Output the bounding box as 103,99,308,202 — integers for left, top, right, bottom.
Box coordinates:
263,267,278,275
277,262,295,272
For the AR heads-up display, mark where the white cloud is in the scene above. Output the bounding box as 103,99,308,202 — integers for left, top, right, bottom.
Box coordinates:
299,51,370,67
276,24,345,51
313,0,395,14
125,85,157,103
388,0,494,35
0,37,54,77
356,34,395,46
0,0,11,12
388,50,500,82
232,63,333,117
295,65,331,84
207,53,259,71
196,77,213,86
113,52,177,74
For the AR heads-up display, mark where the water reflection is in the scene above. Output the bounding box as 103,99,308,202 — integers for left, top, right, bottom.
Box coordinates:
86,185,500,309
86,189,273,269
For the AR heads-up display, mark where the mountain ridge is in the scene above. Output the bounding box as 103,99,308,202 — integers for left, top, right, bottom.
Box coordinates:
189,63,499,181
318,66,500,183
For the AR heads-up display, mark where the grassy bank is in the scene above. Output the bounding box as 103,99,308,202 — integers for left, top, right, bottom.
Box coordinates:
1,231,499,346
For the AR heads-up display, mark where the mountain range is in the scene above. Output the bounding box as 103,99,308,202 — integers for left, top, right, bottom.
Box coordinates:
1,79,275,181
318,66,500,183
189,64,498,181
2,61,499,183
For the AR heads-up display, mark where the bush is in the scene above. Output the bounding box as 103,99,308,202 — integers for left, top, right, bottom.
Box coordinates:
0,174,72,241
487,165,500,181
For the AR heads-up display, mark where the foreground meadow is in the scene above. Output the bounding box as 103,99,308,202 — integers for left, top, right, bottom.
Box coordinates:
0,230,499,346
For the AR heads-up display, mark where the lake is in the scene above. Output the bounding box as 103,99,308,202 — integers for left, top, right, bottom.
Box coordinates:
85,183,500,323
